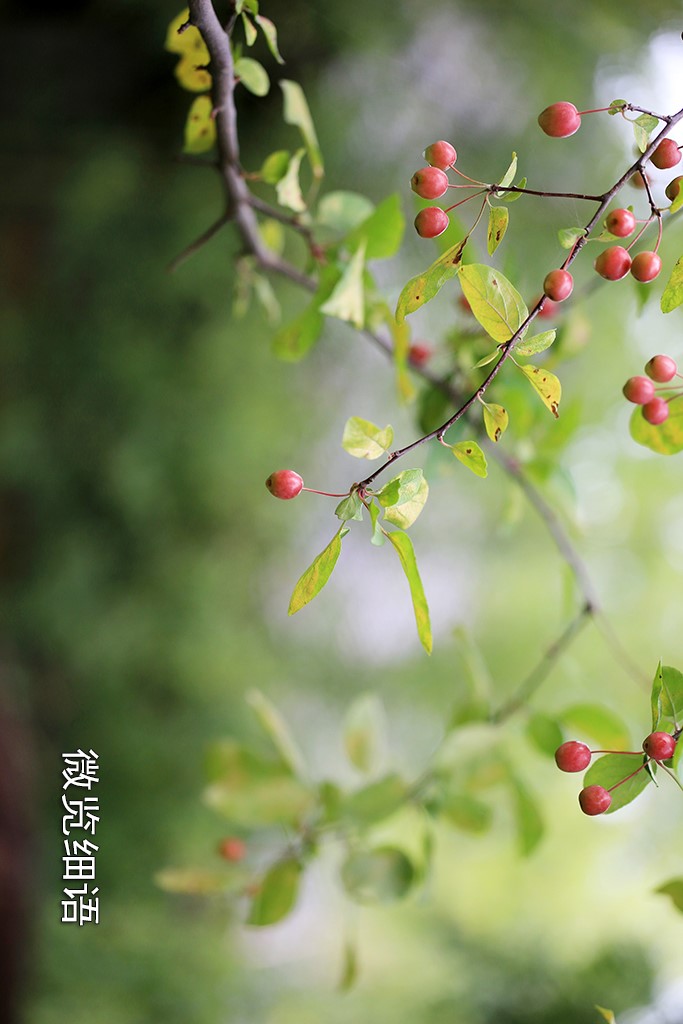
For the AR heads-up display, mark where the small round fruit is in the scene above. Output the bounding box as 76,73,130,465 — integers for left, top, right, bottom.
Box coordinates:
414,207,450,238
543,269,574,302
266,470,304,499
579,785,612,816
631,251,662,283
218,837,246,861
424,140,457,170
537,297,560,319
538,102,581,138
555,741,592,773
650,138,682,170
594,246,632,281
645,354,677,383
411,166,449,200
622,376,655,405
605,208,636,238
642,731,676,761
666,176,683,201
408,342,432,366
642,397,670,425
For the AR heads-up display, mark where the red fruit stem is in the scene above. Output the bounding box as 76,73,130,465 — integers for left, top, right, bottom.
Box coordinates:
302,487,352,497
444,190,487,213
589,749,643,755
606,761,647,792
450,166,487,187
576,106,615,115
626,215,656,252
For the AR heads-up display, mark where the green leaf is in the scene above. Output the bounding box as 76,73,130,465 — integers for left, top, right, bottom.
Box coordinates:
450,440,488,478
234,56,270,96
320,240,366,327
630,396,683,454
376,468,429,529
583,753,651,813
498,152,517,189
439,792,493,833
203,741,313,826
395,238,467,321
386,312,415,403
340,847,415,904
482,403,508,443
272,303,323,361
650,660,664,732
344,193,405,260
254,14,285,64
276,148,306,212
344,693,387,773
241,12,257,45
260,149,290,184
560,703,631,751
661,665,683,721
183,96,216,154
368,500,385,546
595,1007,617,1024
385,531,432,654
655,877,683,913
515,329,556,357
487,206,509,256
247,857,302,926
511,777,544,856
288,529,343,614
280,79,324,179
633,112,659,152
338,940,359,992
155,867,246,895
246,689,307,779
501,177,526,203
519,364,561,418
669,189,683,216
342,416,393,459
316,191,374,234
661,255,683,313
458,264,528,343
472,350,500,370
608,99,628,115
558,226,586,249
342,774,407,826
526,713,563,758
335,492,364,522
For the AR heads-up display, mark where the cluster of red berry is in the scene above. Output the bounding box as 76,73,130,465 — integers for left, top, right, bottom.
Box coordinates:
410,141,458,239
555,731,678,815
622,354,680,426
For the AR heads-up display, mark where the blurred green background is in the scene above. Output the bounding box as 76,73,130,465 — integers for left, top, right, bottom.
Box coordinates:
3,0,683,1021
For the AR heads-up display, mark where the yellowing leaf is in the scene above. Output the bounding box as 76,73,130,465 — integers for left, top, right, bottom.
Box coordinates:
342,416,393,459
661,255,683,313
482,403,508,443
458,264,528,342
385,531,432,654
377,469,429,528
519,364,561,418
486,206,509,255
395,238,467,321
280,80,324,179
183,96,216,154
165,9,209,61
276,149,306,212
515,329,556,357
450,440,488,477
288,530,343,614
234,56,270,97
255,14,285,64
629,397,683,454
175,54,212,93
320,241,367,328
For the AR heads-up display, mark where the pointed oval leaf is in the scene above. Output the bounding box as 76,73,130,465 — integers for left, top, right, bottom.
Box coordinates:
376,468,428,528
344,193,405,260
340,846,415,904
341,774,407,826
165,10,197,55
280,79,323,178
511,776,544,856
661,665,683,721
633,113,659,152
516,329,556,357
342,416,393,459
395,238,467,321
560,703,631,750
316,191,374,234
335,492,364,522
440,792,493,833
458,264,528,342
558,227,586,249
241,12,257,45
450,440,488,477
246,689,307,779
183,96,216,154
487,206,509,256
320,241,366,328
254,14,285,64
260,149,290,185
596,1008,617,1024
369,500,385,546
669,190,683,216
608,99,628,114
501,177,526,203
630,396,683,454
385,530,432,654
650,660,664,732
344,693,387,773
175,54,212,93
519,364,561,418
526,712,563,758
482,403,508,443
498,152,517,189
247,857,302,926
655,878,683,913
272,303,323,361
155,867,246,895
583,753,651,813
233,56,269,96
288,529,343,614
661,255,683,313
472,349,500,370
275,148,306,212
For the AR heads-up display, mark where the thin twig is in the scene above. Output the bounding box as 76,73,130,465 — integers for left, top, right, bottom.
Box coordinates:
167,212,231,273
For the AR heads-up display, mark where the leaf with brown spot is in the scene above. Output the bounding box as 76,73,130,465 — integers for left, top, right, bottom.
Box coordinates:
519,364,561,418
395,238,467,321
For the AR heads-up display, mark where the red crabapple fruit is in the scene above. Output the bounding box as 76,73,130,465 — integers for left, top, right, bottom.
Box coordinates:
411,166,449,200
594,246,632,281
266,470,304,499
424,140,457,170
642,397,670,425
645,355,677,383
642,731,676,761
555,741,592,772
218,837,247,861
605,208,636,238
622,376,655,405
579,785,612,816
543,269,573,302
666,176,683,201
538,297,560,319
630,251,662,283
650,138,682,170
537,102,581,138
408,342,432,366
414,207,450,238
